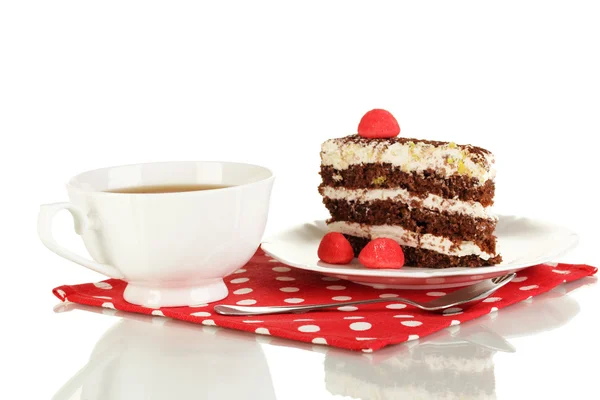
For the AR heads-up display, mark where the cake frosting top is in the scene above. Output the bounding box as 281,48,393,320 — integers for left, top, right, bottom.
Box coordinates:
321,135,496,184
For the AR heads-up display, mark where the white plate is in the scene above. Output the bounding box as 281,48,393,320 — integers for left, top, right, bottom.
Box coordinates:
261,215,579,289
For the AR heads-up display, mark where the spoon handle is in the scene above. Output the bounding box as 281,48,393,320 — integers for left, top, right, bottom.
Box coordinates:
214,297,420,316
214,273,515,316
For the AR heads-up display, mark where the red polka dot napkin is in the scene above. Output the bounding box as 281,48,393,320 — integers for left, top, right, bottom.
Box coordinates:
52,250,597,352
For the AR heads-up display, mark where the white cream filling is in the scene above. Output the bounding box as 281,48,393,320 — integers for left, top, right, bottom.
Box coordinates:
321,138,496,184
321,186,495,220
328,221,495,260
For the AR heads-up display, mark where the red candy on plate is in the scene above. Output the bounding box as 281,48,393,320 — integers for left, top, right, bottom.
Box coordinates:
358,238,405,269
357,109,400,138
318,232,355,264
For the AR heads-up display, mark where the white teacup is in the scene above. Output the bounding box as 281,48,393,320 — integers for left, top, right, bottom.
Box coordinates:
38,161,274,307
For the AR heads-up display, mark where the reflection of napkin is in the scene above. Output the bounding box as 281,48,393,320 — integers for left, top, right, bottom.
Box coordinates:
52,250,597,352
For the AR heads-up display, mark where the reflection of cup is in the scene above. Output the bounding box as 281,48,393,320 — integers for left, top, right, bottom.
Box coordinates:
52,313,277,400
324,281,586,400
38,161,274,306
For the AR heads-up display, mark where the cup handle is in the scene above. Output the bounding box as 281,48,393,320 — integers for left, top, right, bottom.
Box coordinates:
38,202,124,279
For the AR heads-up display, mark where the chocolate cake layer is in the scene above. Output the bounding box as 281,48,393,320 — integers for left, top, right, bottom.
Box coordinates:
324,198,497,253
320,165,495,206
345,235,502,268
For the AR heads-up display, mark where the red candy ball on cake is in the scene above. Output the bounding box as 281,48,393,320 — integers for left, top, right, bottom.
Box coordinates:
358,238,405,269
357,109,400,138
318,232,355,264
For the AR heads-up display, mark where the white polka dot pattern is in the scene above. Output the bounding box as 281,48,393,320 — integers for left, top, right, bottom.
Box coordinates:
230,278,249,284
512,276,528,283
190,311,211,317
483,297,502,303
298,325,320,333
276,276,295,281
101,302,115,309
385,303,407,309
152,310,165,317
379,293,399,298
519,285,539,291
272,266,291,272
326,285,346,291
255,328,270,335
284,298,305,304
312,337,327,345
233,288,253,295
349,322,372,331
332,296,352,301
443,307,463,315
236,299,257,305
552,269,570,275
407,335,419,341
338,306,358,311
94,282,112,289
279,287,300,293
401,321,422,327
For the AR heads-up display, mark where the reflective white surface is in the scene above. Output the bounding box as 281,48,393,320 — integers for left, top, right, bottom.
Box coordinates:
45,276,596,400
51,306,277,400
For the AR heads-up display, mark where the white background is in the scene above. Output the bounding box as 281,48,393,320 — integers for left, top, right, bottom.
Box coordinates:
1,1,599,399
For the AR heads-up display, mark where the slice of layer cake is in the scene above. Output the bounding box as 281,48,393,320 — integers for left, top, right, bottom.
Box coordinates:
319,109,501,268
